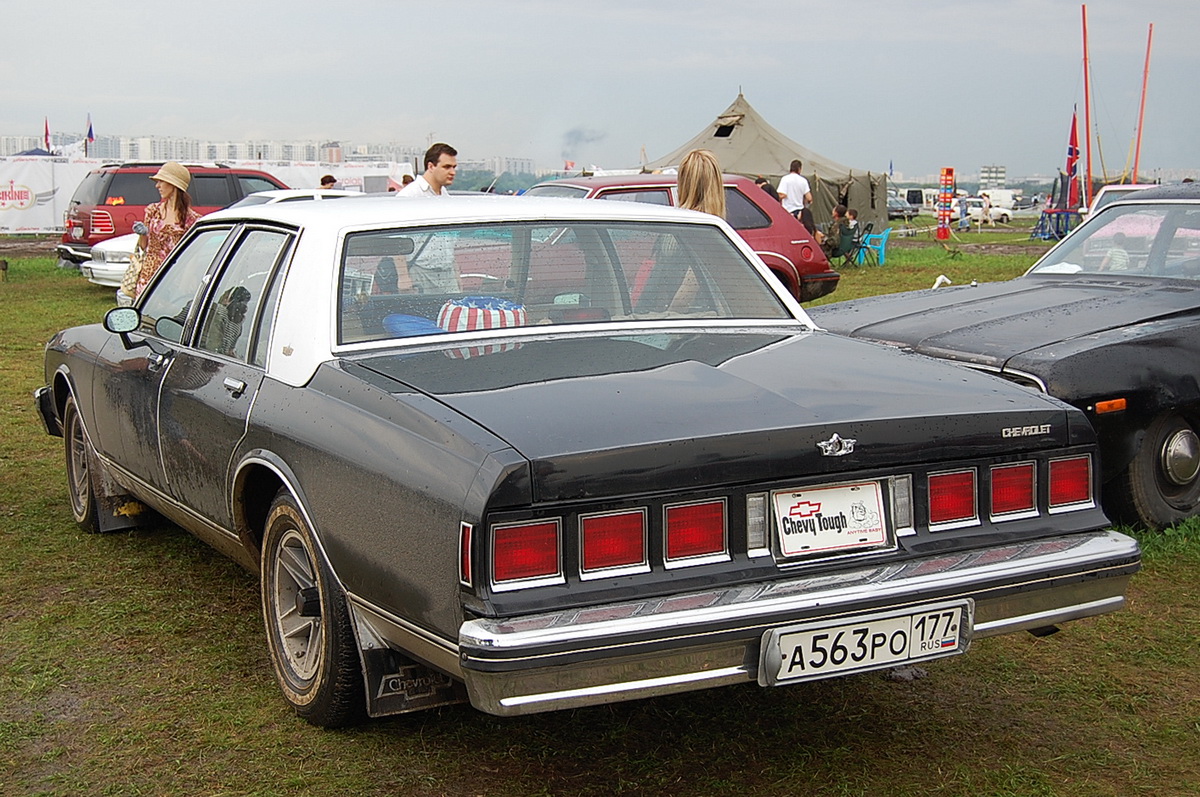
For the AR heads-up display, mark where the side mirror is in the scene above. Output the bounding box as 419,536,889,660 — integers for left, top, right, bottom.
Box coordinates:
104,307,140,334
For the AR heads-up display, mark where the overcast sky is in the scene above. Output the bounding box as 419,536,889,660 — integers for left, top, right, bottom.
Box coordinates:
6,0,1198,180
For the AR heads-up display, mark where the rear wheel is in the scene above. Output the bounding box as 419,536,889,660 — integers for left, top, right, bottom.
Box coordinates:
63,396,100,533
261,490,366,727
1117,412,1200,530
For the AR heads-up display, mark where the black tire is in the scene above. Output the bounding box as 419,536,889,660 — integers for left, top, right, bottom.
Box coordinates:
261,490,366,727
1116,412,1200,530
63,396,100,533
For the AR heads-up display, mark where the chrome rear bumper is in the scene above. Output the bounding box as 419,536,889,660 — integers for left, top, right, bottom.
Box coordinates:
458,530,1139,716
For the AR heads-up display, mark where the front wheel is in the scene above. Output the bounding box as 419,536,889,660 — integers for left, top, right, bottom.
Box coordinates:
1115,412,1200,530
261,490,366,727
63,396,100,533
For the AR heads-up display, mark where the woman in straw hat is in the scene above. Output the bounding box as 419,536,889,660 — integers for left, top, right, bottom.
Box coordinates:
134,161,200,297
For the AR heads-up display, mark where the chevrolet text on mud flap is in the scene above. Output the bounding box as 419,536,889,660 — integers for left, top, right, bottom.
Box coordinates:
1003,424,1052,438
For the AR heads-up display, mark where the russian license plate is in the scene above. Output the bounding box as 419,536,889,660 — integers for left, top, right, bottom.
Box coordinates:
758,600,973,686
773,481,889,558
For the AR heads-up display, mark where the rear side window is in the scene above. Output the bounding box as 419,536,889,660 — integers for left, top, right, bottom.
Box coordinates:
724,188,771,231
191,175,234,207
70,173,109,206
103,173,160,207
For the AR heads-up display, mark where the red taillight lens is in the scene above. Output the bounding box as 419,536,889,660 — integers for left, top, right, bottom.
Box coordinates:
492,520,560,583
459,523,473,586
665,500,726,561
1050,456,1092,507
991,463,1036,516
928,470,977,526
581,510,646,572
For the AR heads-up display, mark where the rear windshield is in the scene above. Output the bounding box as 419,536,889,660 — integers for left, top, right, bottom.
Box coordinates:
339,220,791,345
102,173,162,206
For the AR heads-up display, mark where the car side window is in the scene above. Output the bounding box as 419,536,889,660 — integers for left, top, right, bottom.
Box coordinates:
196,229,293,362
238,176,282,196
191,175,234,207
724,188,771,230
138,228,234,342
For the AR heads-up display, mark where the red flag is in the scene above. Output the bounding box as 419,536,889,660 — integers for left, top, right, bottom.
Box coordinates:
564,160,576,170
44,117,51,151
1065,109,1080,208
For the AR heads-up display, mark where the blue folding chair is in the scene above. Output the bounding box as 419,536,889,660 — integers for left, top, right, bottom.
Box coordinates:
857,226,893,266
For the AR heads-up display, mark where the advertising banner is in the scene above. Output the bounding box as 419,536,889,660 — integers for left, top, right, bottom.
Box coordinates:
0,157,414,234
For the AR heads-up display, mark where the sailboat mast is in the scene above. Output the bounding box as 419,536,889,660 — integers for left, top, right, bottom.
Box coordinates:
1132,23,1153,183
1082,4,1093,206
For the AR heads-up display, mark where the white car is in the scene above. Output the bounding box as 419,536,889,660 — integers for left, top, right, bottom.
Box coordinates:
950,198,1012,224
81,190,366,299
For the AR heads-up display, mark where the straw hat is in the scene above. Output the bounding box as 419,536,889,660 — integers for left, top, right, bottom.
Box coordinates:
151,162,191,192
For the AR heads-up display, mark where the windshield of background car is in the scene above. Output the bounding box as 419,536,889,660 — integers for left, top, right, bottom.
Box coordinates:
102,173,161,206
524,184,588,199
338,220,791,345
1031,203,1200,280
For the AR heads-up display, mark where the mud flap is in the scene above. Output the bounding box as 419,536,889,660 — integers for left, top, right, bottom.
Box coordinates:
349,604,468,717
90,446,159,533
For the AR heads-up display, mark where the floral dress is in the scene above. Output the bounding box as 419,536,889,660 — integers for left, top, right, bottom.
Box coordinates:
135,201,200,297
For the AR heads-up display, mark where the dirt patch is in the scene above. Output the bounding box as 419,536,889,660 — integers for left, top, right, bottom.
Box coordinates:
0,236,58,259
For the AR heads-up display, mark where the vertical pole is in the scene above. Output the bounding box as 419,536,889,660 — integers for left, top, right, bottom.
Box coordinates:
1082,4,1094,207
1132,23,1153,184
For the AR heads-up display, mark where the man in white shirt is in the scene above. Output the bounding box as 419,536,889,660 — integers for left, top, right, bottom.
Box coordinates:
399,142,458,197
777,159,812,217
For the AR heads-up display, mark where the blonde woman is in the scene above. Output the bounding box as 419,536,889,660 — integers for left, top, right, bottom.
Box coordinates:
676,149,726,218
135,161,200,298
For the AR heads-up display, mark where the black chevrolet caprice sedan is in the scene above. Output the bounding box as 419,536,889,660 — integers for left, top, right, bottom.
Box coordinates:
813,183,1200,531
36,195,1139,727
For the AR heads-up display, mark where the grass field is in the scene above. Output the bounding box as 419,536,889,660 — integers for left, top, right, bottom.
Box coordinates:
2,232,1199,797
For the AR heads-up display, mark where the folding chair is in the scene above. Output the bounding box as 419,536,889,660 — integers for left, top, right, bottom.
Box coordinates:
846,221,873,266
857,226,893,266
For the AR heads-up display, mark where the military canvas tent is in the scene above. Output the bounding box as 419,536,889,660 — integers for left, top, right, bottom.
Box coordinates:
644,93,888,229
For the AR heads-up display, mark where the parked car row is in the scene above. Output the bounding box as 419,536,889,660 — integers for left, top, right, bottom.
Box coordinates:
524,174,839,303
80,189,365,294
57,161,288,269
813,183,1200,530
38,194,1139,726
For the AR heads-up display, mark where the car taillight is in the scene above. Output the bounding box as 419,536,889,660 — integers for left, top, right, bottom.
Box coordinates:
1049,456,1093,509
89,209,115,235
492,520,561,586
580,510,646,575
664,499,726,564
459,522,473,587
991,462,1036,517
928,469,977,527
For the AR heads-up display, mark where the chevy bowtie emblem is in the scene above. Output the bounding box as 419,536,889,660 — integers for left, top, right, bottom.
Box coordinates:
818,433,856,457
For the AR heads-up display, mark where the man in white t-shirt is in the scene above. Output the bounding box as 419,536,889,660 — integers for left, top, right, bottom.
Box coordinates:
398,142,458,197
777,159,812,217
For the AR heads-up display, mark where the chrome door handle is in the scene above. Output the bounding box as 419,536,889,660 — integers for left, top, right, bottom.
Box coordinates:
223,378,247,398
